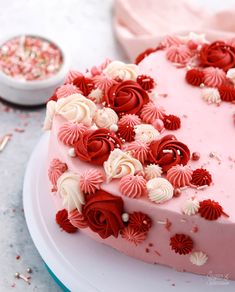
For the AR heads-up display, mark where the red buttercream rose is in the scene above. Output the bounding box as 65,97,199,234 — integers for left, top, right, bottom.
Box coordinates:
83,189,124,239
148,135,190,172
74,128,122,165
105,80,150,116
199,41,235,72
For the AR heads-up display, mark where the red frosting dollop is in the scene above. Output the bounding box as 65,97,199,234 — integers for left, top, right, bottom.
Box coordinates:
218,85,235,102
170,233,193,255
74,128,122,166
73,75,94,96
191,168,212,186
135,47,158,65
129,212,152,233
199,41,235,72
117,114,141,142
83,189,124,239
185,69,204,86
137,75,155,91
56,209,78,233
163,114,181,130
199,199,229,221
105,80,150,116
148,135,190,172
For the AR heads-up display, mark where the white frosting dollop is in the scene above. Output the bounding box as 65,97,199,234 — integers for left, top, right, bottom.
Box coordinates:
134,124,160,143
202,88,221,104
88,88,103,103
104,61,138,81
144,164,163,180
56,93,96,126
226,68,235,84
179,32,209,44
57,172,85,212
182,198,200,216
190,251,208,266
104,149,143,182
43,100,56,131
147,177,174,204
68,148,76,157
94,107,118,129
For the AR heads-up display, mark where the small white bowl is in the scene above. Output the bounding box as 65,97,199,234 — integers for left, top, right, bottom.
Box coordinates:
0,35,70,106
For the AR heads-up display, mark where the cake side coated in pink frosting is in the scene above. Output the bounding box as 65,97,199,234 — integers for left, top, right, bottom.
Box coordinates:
48,114,235,279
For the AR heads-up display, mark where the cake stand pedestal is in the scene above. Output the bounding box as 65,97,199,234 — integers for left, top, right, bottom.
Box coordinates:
23,133,235,292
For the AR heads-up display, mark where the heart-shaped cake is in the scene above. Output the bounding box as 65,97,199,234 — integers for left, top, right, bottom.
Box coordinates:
44,32,235,279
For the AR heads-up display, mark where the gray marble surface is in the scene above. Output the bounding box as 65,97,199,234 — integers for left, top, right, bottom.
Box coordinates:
0,0,123,291
0,0,235,291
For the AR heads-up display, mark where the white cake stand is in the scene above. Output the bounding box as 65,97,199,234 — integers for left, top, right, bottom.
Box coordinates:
23,133,235,292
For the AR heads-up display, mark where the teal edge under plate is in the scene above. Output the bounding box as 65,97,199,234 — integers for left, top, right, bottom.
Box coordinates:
45,263,70,292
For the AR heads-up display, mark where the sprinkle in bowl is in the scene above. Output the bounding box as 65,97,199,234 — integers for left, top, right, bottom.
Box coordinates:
0,34,70,106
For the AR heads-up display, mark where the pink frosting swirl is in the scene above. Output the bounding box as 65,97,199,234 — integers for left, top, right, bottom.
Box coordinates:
203,67,226,87
58,122,87,146
119,174,147,198
140,102,166,123
64,70,83,84
163,35,182,48
56,84,82,99
166,45,192,64
166,164,193,188
68,209,88,229
118,114,141,127
92,75,117,92
90,58,111,76
80,169,104,194
125,140,150,164
48,159,68,191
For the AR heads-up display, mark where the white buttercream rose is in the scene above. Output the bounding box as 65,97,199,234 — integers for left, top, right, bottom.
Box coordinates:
57,171,85,212
104,61,138,81
56,93,96,126
43,100,56,131
147,177,173,204
104,149,143,182
134,124,160,143
94,107,118,129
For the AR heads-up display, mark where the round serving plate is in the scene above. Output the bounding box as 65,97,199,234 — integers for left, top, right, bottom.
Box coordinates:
23,134,235,292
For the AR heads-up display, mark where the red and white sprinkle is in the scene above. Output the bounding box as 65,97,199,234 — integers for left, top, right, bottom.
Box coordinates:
0,35,63,80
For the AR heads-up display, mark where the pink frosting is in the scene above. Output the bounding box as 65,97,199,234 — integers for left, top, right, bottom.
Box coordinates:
80,169,104,194
166,45,192,64
92,75,117,91
203,67,226,87
48,159,68,191
121,226,147,245
166,164,193,188
58,122,87,146
64,70,83,84
162,35,182,48
68,209,88,229
118,114,141,127
125,140,150,164
152,118,165,133
140,101,166,123
119,174,147,198
56,84,82,99
90,58,112,76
